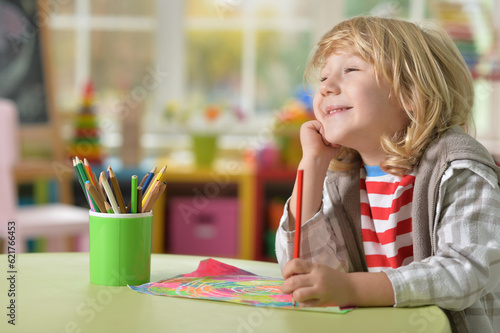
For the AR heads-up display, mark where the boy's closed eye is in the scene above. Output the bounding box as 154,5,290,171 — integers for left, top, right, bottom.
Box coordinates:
319,67,359,82
343,67,359,74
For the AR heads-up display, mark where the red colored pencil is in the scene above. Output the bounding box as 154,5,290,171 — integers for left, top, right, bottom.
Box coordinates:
294,169,304,259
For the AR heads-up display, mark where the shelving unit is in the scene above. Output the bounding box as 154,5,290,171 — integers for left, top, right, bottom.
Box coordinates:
253,167,296,261
153,159,255,259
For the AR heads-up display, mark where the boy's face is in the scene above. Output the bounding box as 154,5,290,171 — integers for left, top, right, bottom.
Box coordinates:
313,52,408,165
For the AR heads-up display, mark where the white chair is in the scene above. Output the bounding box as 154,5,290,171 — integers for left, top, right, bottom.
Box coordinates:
0,99,89,253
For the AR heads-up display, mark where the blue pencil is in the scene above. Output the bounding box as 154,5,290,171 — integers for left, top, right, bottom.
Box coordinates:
142,167,157,192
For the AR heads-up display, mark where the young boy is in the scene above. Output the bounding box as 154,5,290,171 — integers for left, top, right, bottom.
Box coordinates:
276,16,500,333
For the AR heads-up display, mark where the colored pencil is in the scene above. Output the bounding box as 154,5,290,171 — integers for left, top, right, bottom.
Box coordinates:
71,156,168,215
100,171,120,214
131,175,138,213
86,181,106,213
83,158,97,187
108,166,126,213
140,167,156,189
137,186,143,213
87,173,106,206
93,171,105,200
142,181,166,213
73,158,89,205
142,181,159,212
75,158,101,211
104,201,114,213
75,157,89,183
86,191,95,212
142,167,158,193
294,169,304,259
138,174,148,189
142,165,166,206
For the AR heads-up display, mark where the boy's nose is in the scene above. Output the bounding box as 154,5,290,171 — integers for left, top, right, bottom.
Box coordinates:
319,77,340,96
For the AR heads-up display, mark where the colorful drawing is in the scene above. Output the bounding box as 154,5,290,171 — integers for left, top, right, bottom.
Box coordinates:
129,258,353,314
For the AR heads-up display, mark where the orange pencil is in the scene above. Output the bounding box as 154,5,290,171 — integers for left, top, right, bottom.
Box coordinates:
83,158,98,187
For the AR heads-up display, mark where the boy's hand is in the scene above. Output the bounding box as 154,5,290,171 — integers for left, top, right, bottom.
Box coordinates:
281,259,395,308
280,259,355,308
300,120,339,162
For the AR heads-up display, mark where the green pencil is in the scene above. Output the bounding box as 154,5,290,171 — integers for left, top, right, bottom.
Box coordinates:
131,175,138,213
75,157,100,212
73,158,89,205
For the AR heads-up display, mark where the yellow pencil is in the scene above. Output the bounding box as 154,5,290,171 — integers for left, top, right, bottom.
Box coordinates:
142,182,166,213
142,165,167,206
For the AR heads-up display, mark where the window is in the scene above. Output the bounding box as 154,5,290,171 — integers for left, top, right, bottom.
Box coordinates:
49,0,157,150
185,0,316,116
47,0,500,155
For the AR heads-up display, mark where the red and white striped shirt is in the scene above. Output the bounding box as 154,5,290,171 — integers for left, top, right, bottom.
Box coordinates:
360,165,416,272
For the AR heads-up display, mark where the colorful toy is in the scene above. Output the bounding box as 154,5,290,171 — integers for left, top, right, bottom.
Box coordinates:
69,81,104,164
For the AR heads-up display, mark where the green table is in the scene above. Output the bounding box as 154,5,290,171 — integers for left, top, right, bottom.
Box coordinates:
0,253,451,333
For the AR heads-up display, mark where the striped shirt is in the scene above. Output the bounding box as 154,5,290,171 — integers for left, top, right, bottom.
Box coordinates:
360,165,416,272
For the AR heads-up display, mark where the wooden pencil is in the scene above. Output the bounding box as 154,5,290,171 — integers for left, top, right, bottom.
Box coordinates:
142,165,166,207
93,171,105,200
141,182,159,213
104,201,114,213
108,166,126,213
86,181,106,213
89,173,106,207
100,171,120,214
142,182,166,213
139,166,156,188
137,186,143,213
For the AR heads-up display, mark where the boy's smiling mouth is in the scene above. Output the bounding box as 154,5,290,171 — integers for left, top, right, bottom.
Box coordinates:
325,105,352,115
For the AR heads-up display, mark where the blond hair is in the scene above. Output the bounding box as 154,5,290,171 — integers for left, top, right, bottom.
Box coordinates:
306,16,474,176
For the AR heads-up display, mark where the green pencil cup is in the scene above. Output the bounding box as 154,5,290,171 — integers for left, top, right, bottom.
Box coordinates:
89,211,153,286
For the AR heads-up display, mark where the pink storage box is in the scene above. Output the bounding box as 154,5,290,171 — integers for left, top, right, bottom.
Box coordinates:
168,197,239,256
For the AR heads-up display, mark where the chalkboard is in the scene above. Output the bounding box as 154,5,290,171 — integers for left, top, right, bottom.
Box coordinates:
0,0,50,124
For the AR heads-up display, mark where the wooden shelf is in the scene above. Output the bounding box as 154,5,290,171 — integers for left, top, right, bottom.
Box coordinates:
254,167,296,261
153,158,255,259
